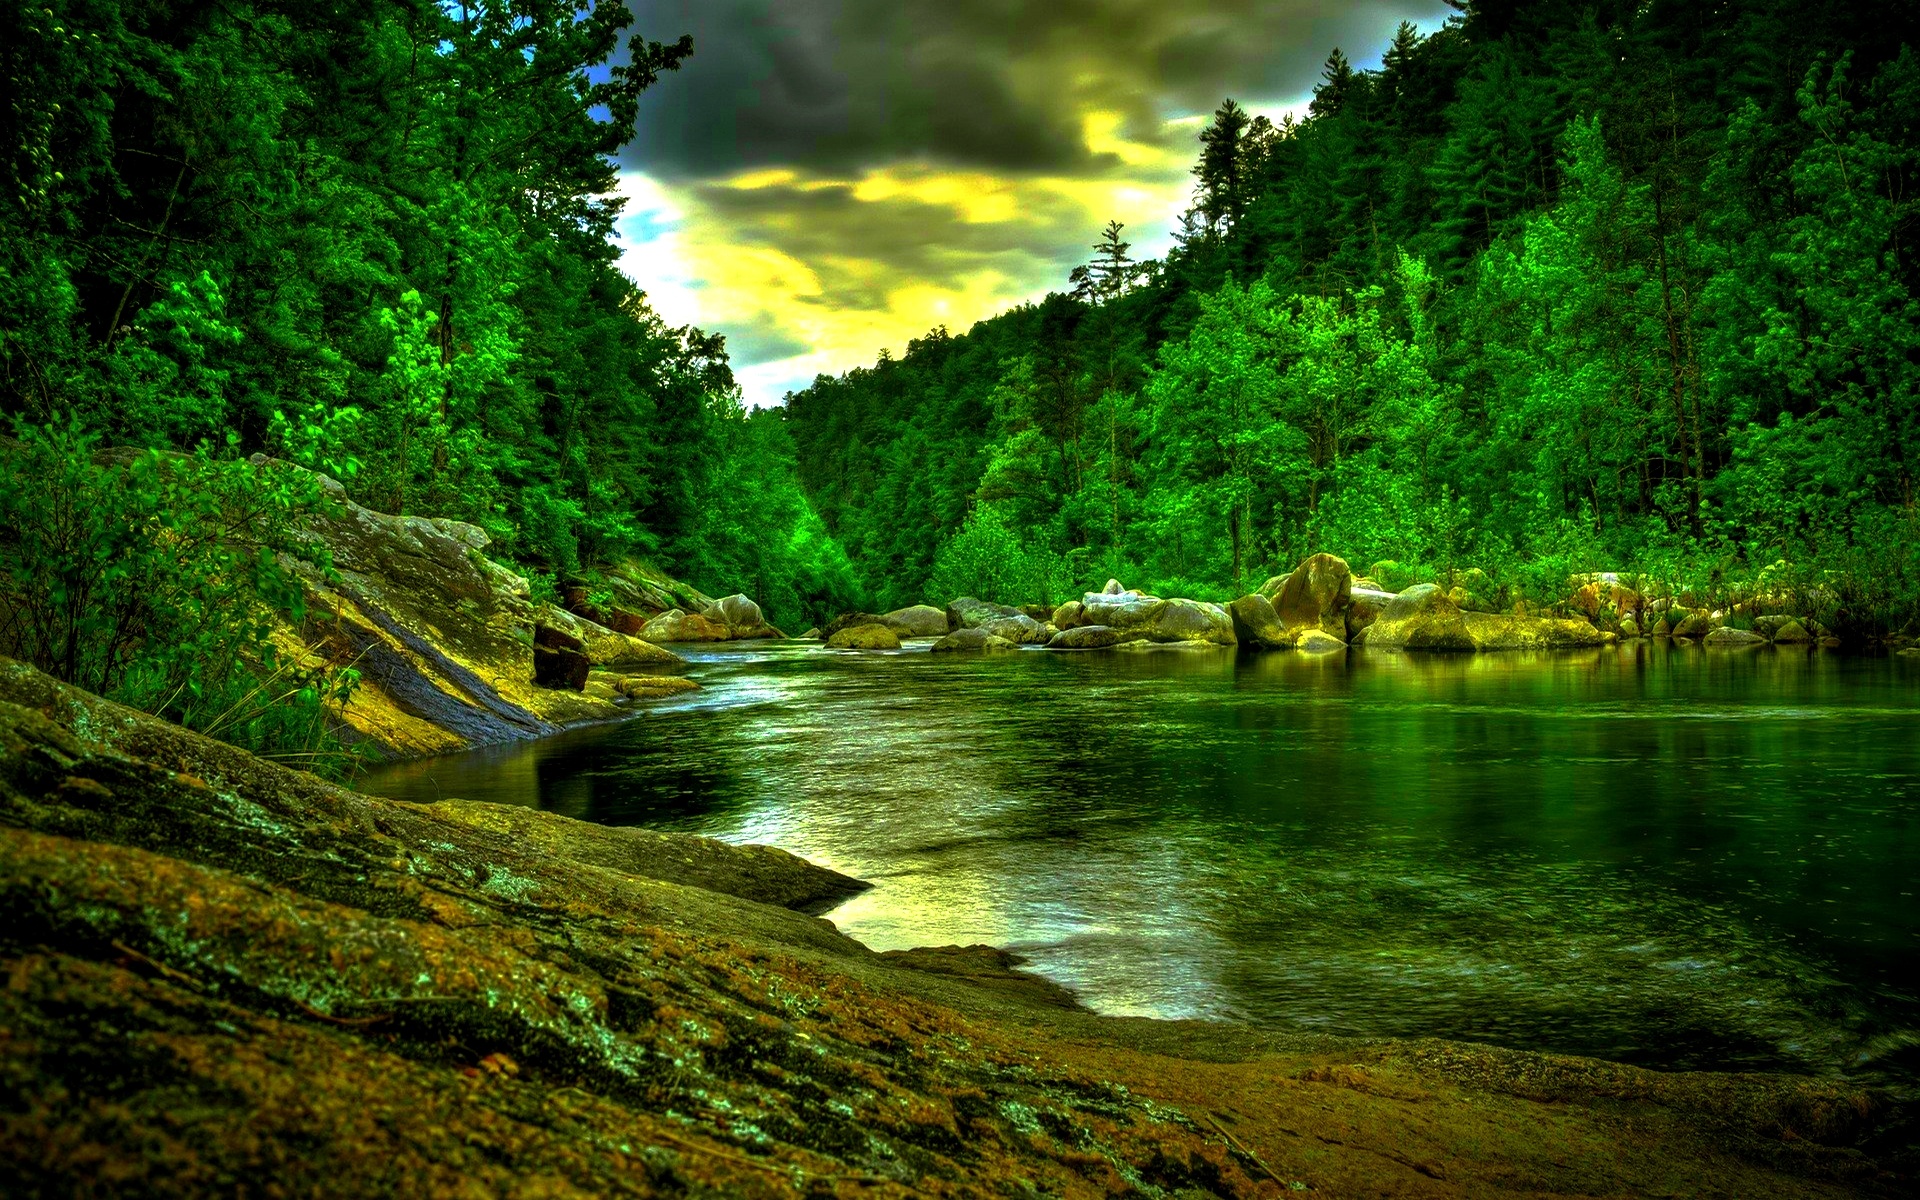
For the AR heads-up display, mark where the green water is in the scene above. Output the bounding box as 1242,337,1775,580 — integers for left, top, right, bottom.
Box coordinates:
361,641,1920,1088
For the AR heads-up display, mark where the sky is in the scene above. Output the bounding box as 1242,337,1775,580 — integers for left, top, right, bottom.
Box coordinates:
613,0,1454,407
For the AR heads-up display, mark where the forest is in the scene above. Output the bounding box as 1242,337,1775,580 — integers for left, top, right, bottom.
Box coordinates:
3,0,1919,756
784,0,1920,636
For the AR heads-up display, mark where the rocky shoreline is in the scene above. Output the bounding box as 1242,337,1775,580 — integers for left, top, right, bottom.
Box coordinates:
805,552,1897,661
0,657,1908,1196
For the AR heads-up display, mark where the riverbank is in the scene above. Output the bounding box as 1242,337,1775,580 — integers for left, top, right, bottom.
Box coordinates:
1,657,1907,1196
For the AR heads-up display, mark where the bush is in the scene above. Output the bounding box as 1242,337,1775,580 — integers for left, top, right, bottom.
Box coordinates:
0,419,360,775
928,503,1068,606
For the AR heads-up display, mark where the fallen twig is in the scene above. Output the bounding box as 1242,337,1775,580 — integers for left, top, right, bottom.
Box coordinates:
1206,1111,1285,1185
111,940,203,991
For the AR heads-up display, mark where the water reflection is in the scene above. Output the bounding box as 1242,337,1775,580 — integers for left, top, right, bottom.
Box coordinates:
362,641,1920,1084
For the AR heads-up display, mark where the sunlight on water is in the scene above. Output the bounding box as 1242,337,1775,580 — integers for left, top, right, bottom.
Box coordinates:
362,640,1920,1088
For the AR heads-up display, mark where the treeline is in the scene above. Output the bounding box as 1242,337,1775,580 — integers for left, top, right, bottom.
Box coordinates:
783,0,1920,634
0,0,857,631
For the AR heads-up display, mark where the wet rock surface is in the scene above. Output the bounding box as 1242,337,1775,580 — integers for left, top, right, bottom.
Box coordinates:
0,659,1904,1197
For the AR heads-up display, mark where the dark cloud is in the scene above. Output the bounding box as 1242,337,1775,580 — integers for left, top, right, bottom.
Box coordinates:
624,0,1453,179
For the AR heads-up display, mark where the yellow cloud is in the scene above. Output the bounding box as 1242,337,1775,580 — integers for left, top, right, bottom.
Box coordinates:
619,108,1212,404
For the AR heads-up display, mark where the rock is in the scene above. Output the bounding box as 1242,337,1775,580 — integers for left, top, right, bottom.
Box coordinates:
1270,554,1353,638
532,644,590,690
1292,628,1347,653
1019,604,1054,622
800,627,822,640
641,608,732,643
605,608,650,636
1773,620,1814,644
1671,611,1711,640
879,605,949,638
1820,636,1843,648
825,623,900,650
1078,592,1237,645
245,457,646,758
1051,600,1087,630
821,611,888,639
1620,617,1641,638
1653,617,1673,638
946,596,1024,631
931,628,1020,653
1346,587,1395,641
1445,567,1496,613
703,593,780,640
980,614,1050,645
1897,646,1920,659
0,661,1890,1196
1704,626,1765,647
617,675,700,701
1363,584,1610,652
534,623,584,653
1045,625,1143,650
1227,594,1290,648
1102,578,1126,595
539,605,686,670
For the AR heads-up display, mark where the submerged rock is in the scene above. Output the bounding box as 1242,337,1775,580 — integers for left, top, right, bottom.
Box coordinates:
1705,626,1766,647
615,675,700,701
931,628,1021,652
825,623,901,650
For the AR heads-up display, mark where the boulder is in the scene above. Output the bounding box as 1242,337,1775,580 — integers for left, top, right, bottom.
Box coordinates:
641,608,732,643
980,614,1051,645
947,596,1024,631
1671,611,1711,640
539,605,686,669
879,605,950,638
825,624,900,650
1078,592,1236,645
1227,594,1290,649
1653,617,1673,639
605,608,650,636
931,628,1020,653
532,644,591,690
1620,617,1641,638
1051,600,1087,630
616,675,700,701
1046,625,1143,650
800,627,822,640
1705,626,1765,647
1346,587,1395,641
703,593,780,640
1292,628,1348,653
1102,578,1126,595
1271,554,1353,638
534,623,585,653
1897,646,1920,659
1363,585,1611,652
821,611,888,639
1019,604,1054,622
1773,620,1814,644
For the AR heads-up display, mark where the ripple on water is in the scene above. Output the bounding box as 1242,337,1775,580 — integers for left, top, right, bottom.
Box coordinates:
359,641,1920,1089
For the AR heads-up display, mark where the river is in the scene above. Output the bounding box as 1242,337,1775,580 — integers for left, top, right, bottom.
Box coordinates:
360,640,1920,1092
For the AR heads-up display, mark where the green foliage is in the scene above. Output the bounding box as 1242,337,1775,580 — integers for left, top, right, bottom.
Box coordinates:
0,419,358,773
786,3,1920,636
928,504,1068,608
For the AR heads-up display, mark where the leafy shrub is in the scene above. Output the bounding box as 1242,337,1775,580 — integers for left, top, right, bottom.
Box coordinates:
0,419,359,775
